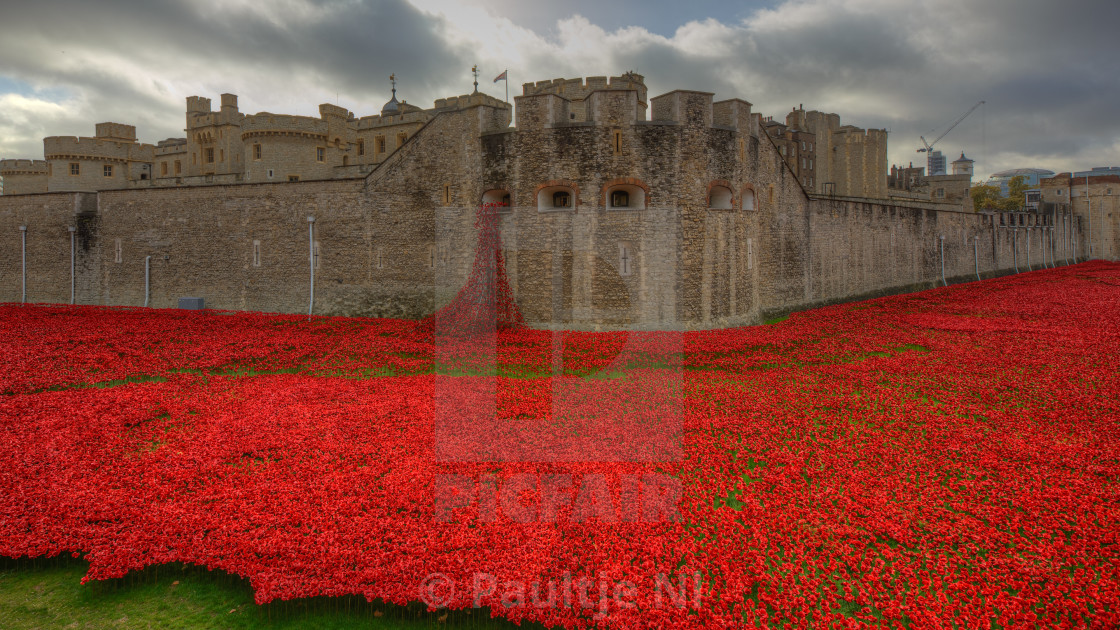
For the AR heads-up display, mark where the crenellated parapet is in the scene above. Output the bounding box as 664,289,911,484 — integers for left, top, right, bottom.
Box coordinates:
432,92,509,111
187,94,244,128
241,113,329,140
521,74,647,123
155,138,188,156
183,93,244,178
0,159,49,195
523,73,647,103
0,159,48,174
44,133,154,164
41,122,155,192
356,110,431,129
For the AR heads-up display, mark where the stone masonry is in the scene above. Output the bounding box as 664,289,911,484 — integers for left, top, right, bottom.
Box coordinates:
0,74,1097,329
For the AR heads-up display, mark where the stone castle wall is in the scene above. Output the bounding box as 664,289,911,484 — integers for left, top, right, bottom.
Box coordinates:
0,78,1096,328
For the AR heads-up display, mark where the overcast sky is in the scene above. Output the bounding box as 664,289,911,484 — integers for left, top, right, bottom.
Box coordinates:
1,0,1117,180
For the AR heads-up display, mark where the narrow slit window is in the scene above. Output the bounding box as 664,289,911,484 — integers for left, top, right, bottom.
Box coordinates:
357,140,365,156
254,144,262,160
313,241,321,270
376,247,384,270
252,240,261,267
443,184,452,205
747,238,753,270
114,239,122,264
619,243,632,277
612,130,622,155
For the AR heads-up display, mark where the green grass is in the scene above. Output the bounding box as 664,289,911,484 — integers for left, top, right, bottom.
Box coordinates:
0,557,533,630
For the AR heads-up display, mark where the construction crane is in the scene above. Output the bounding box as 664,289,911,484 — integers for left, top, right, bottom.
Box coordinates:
917,100,985,174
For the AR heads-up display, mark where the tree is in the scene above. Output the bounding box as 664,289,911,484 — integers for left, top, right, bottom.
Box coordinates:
1004,175,1030,210
970,183,1002,212
971,175,1030,212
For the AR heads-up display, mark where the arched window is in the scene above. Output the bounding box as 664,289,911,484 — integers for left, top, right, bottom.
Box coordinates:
536,182,578,212
603,180,647,210
482,189,512,208
709,186,733,210
743,188,756,211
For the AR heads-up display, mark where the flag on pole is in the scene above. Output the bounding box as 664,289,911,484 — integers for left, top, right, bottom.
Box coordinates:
493,70,507,83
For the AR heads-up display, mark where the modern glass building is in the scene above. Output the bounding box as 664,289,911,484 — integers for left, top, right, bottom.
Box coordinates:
1072,166,1120,178
985,168,1055,196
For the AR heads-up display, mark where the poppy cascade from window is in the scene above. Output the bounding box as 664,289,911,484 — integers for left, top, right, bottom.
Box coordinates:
417,201,524,335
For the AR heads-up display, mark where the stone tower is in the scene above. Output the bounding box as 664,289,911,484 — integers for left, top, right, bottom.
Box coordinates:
951,152,974,178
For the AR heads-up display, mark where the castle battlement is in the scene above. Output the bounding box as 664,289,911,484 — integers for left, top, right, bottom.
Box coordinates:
432,92,509,111
155,146,187,156
356,110,430,129
187,111,244,127
832,126,888,142
2,71,888,203
43,135,155,161
0,159,48,174
319,103,353,120
241,114,329,138
519,75,648,124
94,122,137,142
523,74,645,98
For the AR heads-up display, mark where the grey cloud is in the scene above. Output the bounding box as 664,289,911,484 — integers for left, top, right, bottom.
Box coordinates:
1,0,1117,177
0,0,466,156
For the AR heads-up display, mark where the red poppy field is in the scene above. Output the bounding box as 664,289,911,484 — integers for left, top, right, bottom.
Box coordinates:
1,262,1118,629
